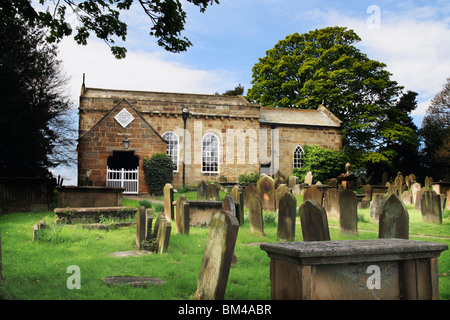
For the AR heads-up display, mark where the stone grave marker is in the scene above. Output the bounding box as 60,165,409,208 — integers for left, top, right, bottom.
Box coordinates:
145,208,153,239
394,172,404,195
304,171,313,185
163,183,174,220
299,200,330,241
379,194,409,239
244,183,256,207
176,195,190,234
339,189,358,236
277,192,297,242
370,194,386,223
136,206,146,249
387,184,398,197
195,210,239,300
206,183,219,201
197,180,207,199
156,214,172,254
248,194,264,237
415,188,426,209
275,177,285,189
257,175,276,212
410,182,421,205
288,175,298,189
275,184,289,210
421,190,442,224
323,188,339,220
361,185,372,208
303,185,324,206
230,185,244,225
425,176,432,189
400,191,412,205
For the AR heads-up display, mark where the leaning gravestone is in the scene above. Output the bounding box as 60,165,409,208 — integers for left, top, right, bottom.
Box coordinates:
299,200,330,241
323,188,339,220
379,194,409,239
206,183,219,201
230,185,244,225
277,192,297,242
370,194,386,223
339,189,358,236
421,190,442,224
164,183,174,221
197,180,207,199
136,206,146,249
248,194,264,237
195,210,239,300
275,184,289,210
256,175,276,212
303,185,323,206
176,195,190,234
156,214,172,254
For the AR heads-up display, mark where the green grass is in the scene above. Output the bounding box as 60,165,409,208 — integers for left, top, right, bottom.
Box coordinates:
0,191,449,300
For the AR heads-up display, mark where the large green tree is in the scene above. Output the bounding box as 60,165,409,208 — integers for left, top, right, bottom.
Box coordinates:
1,0,219,59
247,27,418,180
0,7,75,177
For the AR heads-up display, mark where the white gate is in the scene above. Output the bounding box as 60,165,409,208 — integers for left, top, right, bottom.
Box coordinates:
106,167,139,195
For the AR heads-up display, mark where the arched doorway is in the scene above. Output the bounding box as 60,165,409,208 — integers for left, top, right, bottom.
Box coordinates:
106,151,139,194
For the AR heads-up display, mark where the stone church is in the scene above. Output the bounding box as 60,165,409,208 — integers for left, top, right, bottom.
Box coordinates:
77,84,342,194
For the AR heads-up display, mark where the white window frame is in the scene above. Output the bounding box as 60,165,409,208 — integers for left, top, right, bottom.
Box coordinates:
201,133,220,173
162,131,179,172
293,145,304,169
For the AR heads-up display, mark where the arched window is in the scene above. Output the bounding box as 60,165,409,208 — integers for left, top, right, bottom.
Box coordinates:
293,145,304,169
162,131,179,172
202,133,219,173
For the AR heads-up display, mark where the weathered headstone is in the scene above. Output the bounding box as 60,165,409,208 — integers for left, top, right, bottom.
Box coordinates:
400,191,412,205
303,185,323,206
248,194,264,237
163,183,174,220
387,184,398,197
288,175,298,189
197,180,207,199
277,192,297,242
274,177,285,189
275,184,289,210
339,189,358,236
379,194,409,239
230,185,244,225
361,185,372,208
292,184,302,195
145,208,153,239
176,195,190,234
370,194,386,223
425,176,432,189
299,200,330,241
244,183,256,207
421,190,442,224
394,172,404,196
410,182,421,206
415,187,426,209
304,171,313,185
256,175,276,212
206,183,219,201
156,214,172,254
323,188,340,220
195,210,239,300
136,206,146,249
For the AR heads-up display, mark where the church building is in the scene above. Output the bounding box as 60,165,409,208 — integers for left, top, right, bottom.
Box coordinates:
77,85,342,194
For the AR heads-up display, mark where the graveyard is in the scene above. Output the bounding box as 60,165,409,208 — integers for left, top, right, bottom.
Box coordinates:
0,180,449,300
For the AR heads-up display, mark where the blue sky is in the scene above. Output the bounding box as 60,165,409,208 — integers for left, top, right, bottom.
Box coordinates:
47,0,450,182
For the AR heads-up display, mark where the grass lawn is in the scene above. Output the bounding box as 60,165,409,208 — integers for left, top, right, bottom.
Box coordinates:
0,190,449,300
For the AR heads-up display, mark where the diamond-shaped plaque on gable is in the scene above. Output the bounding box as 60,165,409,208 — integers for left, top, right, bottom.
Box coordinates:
115,108,134,128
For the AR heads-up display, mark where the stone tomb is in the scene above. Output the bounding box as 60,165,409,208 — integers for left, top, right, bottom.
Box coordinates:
195,210,239,300
260,239,448,300
277,192,297,242
421,190,442,224
378,194,409,239
299,200,330,241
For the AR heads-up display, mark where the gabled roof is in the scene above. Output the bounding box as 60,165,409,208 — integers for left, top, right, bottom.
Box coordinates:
259,105,341,128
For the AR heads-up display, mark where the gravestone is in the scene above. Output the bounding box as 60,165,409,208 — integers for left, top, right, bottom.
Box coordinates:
288,176,298,189
299,200,330,241
303,185,324,206
339,189,358,236
400,191,412,205
361,185,372,208
394,172,404,195
415,188,426,209
379,194,409,239
206,183,219,201
163,183,174,220
275,177,285,189
275,184,289,210
323,188,340,220
370,194,386,223
230,185,244,225
425,176,432,189
197,181,207,199
195,210,239,300
248,194,264,237
277,192,297,242
256,175,276,212
176,195,190,234
304,171,313,185
145,208,153,239
410,182,421,206
292,184,302,195
244,183,257,208
156,214,172,254
136,206,146,249
387,184,398,197
421,190,442,224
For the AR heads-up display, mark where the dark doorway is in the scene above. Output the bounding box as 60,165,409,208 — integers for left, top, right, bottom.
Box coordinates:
107,151,139,170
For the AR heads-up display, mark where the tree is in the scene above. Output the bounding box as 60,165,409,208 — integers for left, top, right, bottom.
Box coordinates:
223,84,245,96
246,27,418,177
1,0,219,59
420,77,450,180
143,153,173,195
0,9,75,177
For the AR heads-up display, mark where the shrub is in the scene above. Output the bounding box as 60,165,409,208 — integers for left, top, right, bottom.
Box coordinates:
292,145,348,184
143,153,173,196
238,171,260,184
138,199,153,209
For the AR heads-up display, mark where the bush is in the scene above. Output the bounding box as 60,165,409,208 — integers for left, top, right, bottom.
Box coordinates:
292,145,348,184
238,171,260,184
143,153,173,196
